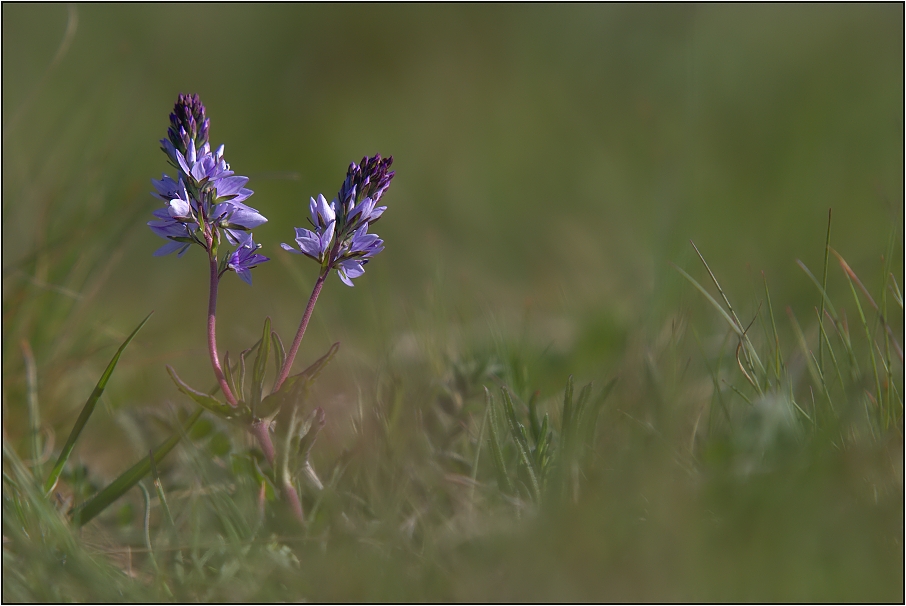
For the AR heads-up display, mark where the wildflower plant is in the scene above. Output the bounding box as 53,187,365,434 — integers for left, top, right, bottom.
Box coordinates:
47,94,393,525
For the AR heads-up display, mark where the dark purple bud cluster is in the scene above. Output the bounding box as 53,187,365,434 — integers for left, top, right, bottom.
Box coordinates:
167,93,210,157
337,154,394,221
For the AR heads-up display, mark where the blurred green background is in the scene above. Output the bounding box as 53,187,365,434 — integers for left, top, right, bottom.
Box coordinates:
4,0,903,480
3,0,902,469
2,5,903,600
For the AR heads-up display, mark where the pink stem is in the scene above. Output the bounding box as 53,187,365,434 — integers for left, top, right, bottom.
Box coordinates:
207,252,238,407
250,419,276,465
283,479,306,524
273,270,327,391
251,419,305,525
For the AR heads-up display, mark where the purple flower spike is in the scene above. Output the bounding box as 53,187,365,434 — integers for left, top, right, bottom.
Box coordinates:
226,235,269,285
285,156,392,285
150,94,266,258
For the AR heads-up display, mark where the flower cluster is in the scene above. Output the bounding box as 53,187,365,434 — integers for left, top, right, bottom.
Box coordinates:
145,94,395,523
148,94,268,282
282,155,393,286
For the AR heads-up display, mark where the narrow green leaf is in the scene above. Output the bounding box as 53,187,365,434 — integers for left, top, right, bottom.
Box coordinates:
560,375,575,455
296,408,326,490
166,366,248,422
888,272,903,309
250,317,272,413
71,407,203,527
149,449,175,529
763,272,785,383
271,330,286,391
831,247,903,364
238,340,260,401
818,209,833,373
787,307,826,412
691,241,745,334
44,312,153,495
21,340,41,481
485,387,513,494
137,482,161,574
472,404,489,483
672,263,742,337
837,258,885,426
223,352,240,405
259,342,340,418
797,260,841,321
537,413,550,470
501,386,541,503
815,307,847,397
527,390,541,445
679,246,765,375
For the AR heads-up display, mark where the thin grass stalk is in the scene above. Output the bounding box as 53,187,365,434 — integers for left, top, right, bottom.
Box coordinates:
690,241,765,377
149,450,175,529
838,260,885,427
762,272,785,385
788,307,824,397
20,340,41,480
815,307,846,402
485,388,513,494
138,482,160,573
830,247,903,364
500,387,541,504
818,209,832,376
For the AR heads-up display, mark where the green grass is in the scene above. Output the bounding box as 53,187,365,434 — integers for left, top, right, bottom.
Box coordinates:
3,4,903,602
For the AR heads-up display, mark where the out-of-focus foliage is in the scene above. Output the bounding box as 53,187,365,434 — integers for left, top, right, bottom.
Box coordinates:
2,4,902,602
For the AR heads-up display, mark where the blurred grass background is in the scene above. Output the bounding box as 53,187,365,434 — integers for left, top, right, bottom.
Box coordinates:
2,4,903,601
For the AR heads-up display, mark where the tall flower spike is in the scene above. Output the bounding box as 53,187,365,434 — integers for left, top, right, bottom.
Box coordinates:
274,154,395,395
149,93,267,264
283,155,392,286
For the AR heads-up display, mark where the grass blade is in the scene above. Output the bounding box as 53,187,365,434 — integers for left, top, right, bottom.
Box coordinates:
149,448,175,529
818,209,832,373
44,311,152,495
71,407,203,527
830,247,902,363
223,351,240,405
485,387,513,494
271,330,286,391
689,242,765,376
20,340,41,480
560,375,575,455
762,272,785,383
501,386,541,503
671,262,741,337
250,317,272,413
